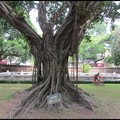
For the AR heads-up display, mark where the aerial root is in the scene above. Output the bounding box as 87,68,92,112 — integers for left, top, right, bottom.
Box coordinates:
6,80,50,119
66,81,97,111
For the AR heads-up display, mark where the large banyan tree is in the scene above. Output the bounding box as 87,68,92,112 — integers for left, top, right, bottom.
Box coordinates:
0,1,120,118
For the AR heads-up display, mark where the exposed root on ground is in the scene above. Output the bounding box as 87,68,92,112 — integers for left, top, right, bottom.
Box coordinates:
5,80,97,119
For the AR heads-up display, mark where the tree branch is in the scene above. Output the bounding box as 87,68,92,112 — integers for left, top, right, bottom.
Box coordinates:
85,55,105,65
38,1,53,36
54,3,73,42
54,1,100,56
49,1,70,25
0,1,43,52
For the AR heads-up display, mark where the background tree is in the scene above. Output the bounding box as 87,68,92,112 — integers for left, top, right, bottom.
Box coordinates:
0,1,36,63
87,21,108,36
0,1,120,118
79,35,106,66
105,25,120,67
79,21,108,66
0,25,32,64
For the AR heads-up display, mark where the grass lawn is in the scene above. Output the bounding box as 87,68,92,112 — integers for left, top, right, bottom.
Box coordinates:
0,83,120,118
79,84,120,103
79,84,120,118
0,83,31,101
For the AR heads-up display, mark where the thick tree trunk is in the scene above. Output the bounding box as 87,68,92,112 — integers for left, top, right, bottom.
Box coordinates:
6,50,96,119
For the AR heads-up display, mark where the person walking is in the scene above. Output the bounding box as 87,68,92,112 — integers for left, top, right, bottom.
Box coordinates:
93,72,101,85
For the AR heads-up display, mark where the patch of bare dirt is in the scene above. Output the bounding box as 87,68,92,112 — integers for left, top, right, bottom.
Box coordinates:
23,104,96,119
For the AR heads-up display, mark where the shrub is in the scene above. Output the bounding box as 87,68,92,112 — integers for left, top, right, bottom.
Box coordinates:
81,63,91,73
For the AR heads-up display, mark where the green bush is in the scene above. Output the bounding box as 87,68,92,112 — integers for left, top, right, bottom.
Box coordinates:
81,63,91,73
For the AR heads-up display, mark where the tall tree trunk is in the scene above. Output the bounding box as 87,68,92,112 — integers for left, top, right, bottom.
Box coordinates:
9,55,96,119
6,41,96,119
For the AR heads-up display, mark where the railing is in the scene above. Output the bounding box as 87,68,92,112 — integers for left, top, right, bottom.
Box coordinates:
70,72,120,82
0,71,120,82
0,71,32,81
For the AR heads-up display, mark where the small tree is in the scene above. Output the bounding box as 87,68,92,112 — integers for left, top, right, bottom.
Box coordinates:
81,63,91,73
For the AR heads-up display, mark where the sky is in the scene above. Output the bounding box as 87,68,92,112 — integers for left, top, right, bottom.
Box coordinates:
30,9,42,35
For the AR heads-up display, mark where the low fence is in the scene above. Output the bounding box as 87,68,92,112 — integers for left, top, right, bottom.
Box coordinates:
0,71,120,82
70,72,120,82
68,67,120,74
0,65,120,73
89,67,120,73
0,71,33,81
